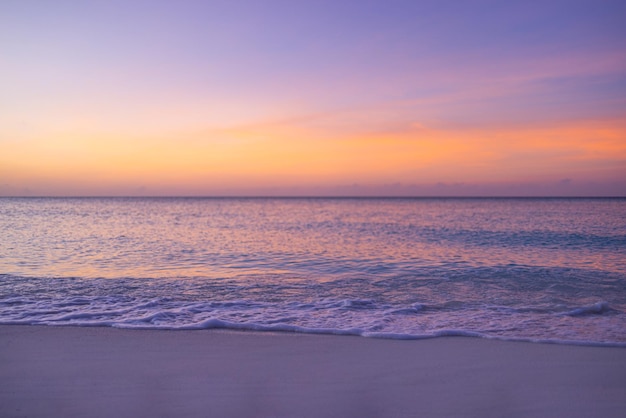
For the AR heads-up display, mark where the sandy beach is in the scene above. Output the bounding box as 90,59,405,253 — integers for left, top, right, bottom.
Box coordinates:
1,325,624,417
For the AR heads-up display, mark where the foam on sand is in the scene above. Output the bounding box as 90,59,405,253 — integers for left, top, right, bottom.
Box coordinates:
1,325,625,418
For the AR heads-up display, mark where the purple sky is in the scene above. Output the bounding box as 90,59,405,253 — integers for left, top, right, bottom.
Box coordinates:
1,0,625,196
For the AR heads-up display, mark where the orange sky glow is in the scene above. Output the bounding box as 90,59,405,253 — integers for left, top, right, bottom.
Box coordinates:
1,1,625,196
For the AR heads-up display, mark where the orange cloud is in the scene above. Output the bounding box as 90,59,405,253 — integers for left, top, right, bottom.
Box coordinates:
1,112,624,196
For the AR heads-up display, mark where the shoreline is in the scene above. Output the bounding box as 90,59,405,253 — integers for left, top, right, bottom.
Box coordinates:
2,325,625,418
2,321,625,348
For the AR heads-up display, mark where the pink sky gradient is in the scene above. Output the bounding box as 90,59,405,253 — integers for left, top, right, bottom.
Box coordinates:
1,0,625,196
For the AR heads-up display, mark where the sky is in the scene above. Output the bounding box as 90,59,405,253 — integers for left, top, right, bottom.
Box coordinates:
1,0,625,196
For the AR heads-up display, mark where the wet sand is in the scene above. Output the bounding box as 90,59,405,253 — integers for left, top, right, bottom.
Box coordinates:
1,325,625,418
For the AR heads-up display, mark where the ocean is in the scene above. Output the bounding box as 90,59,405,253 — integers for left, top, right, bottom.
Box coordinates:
1,197,624,346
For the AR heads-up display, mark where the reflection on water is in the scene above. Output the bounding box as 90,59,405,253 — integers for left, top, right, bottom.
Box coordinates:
1,197,624,279
1,198,625,344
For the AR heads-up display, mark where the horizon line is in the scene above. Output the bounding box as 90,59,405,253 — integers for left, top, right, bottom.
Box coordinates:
2,195,625,199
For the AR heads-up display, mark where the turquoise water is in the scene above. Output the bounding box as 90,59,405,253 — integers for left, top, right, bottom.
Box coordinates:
1,197,625,345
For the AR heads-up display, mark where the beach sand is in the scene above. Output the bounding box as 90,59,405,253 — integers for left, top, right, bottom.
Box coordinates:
1,325,625,418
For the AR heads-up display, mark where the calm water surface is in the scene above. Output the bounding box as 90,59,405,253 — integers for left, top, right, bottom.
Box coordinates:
1,197,625,345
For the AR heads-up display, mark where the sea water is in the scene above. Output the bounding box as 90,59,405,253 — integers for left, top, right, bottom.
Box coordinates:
1,197,624,345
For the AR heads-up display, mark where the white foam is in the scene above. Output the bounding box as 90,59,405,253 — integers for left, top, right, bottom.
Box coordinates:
1,282,625,347
564,301,612,317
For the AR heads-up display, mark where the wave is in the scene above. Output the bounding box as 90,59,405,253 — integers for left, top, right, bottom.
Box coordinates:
1,294,624,348
563,301,615,317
